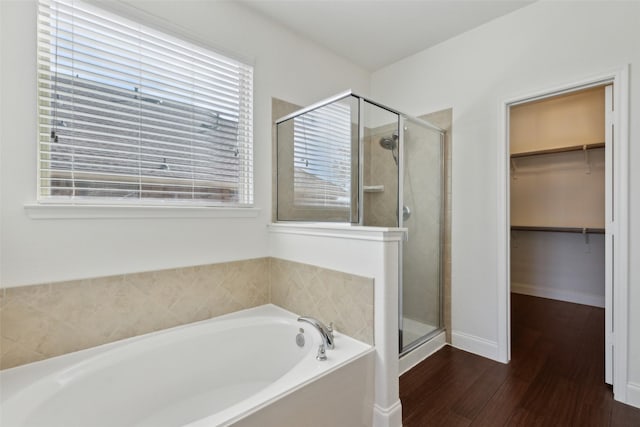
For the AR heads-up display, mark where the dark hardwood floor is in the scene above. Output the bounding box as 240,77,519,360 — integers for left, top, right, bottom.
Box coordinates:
400,293,640,426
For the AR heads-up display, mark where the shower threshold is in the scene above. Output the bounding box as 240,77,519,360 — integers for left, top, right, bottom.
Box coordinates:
399,320,446,374
400,316,444,357
402,317,438,345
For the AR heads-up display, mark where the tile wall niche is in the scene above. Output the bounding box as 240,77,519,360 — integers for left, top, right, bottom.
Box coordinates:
0,258,373,370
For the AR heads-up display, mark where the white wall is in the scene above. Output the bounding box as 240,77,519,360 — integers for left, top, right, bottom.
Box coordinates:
0,0,370,287
511,232,606,307
371,0,640,397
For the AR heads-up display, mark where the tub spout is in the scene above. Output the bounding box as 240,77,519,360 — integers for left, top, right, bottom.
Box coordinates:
297,316,335,355
316,343,327,361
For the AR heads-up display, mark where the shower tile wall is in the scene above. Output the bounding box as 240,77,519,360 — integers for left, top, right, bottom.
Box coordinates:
363,123,399,227
0,258,374,370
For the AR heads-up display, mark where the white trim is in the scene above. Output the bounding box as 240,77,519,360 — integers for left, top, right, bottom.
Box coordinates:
511,282,605,308
612,65,630,403
452,331,499,362
507,78,615,107
373,400,402,427
627,383,640,409
497,66,630,403
268,222,408,242
399,332,446,375
497,90,510,364
24,203,261,219
605,84,614,385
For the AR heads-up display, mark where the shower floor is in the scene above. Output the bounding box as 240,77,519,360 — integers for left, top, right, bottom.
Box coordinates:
402,317,438,347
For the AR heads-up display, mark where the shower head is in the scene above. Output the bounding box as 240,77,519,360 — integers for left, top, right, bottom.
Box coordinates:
379,132,398,151
379,132,399,165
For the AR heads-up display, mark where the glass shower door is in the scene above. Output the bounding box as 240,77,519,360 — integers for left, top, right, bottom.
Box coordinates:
399,117,444,354
360,100,399,228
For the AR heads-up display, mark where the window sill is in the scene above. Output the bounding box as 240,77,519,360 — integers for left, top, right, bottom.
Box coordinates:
24,203,261,220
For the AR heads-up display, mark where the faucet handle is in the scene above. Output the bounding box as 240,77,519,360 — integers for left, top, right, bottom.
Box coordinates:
327,322,334,338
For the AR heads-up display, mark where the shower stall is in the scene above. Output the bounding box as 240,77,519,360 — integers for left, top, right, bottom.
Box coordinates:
275,91,445,355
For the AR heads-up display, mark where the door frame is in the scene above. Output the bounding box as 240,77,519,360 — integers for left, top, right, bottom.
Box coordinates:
496,65,630,402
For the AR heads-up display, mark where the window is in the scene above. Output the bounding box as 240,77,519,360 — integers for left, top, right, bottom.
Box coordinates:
37,0,253,206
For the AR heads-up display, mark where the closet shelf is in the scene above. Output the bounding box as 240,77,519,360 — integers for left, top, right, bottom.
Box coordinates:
510,142,604,159
511,225,605,234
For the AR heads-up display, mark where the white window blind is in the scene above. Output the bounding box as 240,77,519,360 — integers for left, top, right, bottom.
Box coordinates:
292,102,353,210
37,0,253,206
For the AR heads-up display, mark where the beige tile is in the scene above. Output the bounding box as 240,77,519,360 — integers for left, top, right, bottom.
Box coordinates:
83,286,147,340
35,317,98,358
0,299,49,344
1,256,373,369
270,258,374,345
0,336,47,370
4,282,51,301
111,305,182,341
0,258,273,369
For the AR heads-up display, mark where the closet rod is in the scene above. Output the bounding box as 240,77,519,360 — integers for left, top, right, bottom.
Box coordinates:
511,225,605,234
510,142,605,159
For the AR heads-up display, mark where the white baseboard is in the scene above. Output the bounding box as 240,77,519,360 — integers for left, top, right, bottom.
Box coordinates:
372,400,402,427
627,382,640,409
451,330,499,361
399,331,446,375
511,282,604,308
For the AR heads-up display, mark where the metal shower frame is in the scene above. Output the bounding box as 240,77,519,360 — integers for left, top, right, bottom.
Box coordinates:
275,90,446,356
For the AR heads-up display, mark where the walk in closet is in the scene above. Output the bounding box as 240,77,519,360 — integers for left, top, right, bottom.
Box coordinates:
510,86,608,309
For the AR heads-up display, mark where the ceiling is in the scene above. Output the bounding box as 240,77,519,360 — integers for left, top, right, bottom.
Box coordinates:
240,0,535,71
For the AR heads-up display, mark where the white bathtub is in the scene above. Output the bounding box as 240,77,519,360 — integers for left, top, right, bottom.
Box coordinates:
0,304,374,427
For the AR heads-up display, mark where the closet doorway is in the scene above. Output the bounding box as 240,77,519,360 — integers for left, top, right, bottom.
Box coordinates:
508,83,615,387
500,68,630,403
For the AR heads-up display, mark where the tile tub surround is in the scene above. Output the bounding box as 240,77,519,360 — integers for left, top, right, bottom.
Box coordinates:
270,258,374,345
0,258,270,370
0,257,374,369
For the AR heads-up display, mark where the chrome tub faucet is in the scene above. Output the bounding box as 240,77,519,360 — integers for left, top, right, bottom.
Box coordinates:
297,316,335,361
